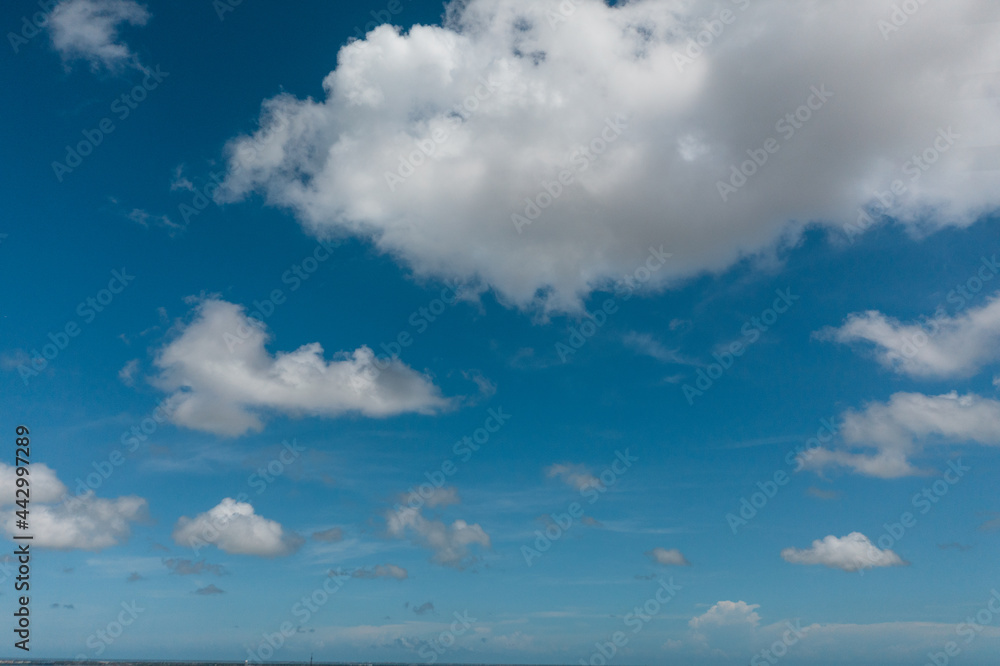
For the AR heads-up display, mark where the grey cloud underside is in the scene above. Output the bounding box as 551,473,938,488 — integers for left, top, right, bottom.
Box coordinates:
217,0,1000,312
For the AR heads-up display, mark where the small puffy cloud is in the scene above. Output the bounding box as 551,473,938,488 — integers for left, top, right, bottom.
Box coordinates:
689,600,761,631
800,391,1000,477
172,498,303,557
48,0,149,71
819,295,1000,378
545,463,599,491
647,547,690,566
413,602,434,615
216,0,1000,314
163,558,226,576
386,505,490,568
3,492,148,551
126,572,143,582
150,299,450,436
781,532,907,572
311,527,344,543
688,600,761,646
194,584,225,595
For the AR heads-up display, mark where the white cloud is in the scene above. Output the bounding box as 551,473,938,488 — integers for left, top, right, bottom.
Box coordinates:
820,294,1000,378
647,547,690,566
48,0,149,71
689,600,761,631
0,462,67,505
801,391,1000,477
781,532,907,572
3,492,148,551
216,0,1000,313
688,600,761,647
150,298,450,436
545,463,599,491
172,497,303,557
386,505,490,568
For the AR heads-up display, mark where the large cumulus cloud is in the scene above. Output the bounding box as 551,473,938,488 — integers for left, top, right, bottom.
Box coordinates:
214,0,1000,312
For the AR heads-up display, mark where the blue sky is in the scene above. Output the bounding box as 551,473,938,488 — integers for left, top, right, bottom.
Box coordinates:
3,0,1000,664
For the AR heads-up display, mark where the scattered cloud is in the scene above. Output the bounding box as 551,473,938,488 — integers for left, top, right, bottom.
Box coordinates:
172,497,303,557
331,564,409,580
938,542,974,551
385,505,490,568
545,463,599,491
646,547,690,566
622,332,694,365
126,571,143,582
311,527,344,543
127,208,184,235
806,486,840,500
977,512,1000,532
800,391,1000,478
118,358,140,386
163,558,227,576
819,295,1000,378
781,532,907,572
413,602,434,615
150,298,451,436
194,584,225,595
48,0,149,71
